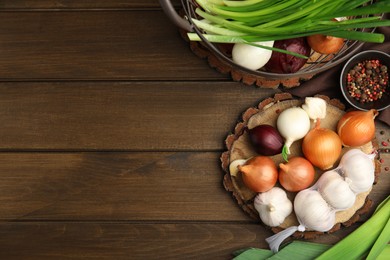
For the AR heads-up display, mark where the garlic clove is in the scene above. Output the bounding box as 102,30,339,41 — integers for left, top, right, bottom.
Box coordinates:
316,170,356,210
294,189,335,232
254,187,293,227
229,159,247,177
301,97,327,122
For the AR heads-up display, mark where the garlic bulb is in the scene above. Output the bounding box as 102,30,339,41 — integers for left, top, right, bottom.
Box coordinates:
316,170,356,210
301,97,327,122
338,149,375,194
294,189,335,232
254,187,292,227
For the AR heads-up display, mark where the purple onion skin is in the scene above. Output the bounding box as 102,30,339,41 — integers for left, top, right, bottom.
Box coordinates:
264,37,311,73
248,125,284,156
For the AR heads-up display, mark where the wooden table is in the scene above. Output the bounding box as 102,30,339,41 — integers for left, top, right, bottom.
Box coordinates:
0,1,388,259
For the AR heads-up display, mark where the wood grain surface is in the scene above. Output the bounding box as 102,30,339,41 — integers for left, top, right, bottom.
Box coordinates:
0,0,182,9
0,3,388,259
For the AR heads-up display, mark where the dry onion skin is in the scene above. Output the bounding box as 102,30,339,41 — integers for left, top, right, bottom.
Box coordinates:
238,156,278,193
307,34,345,54
278,157,315,192
337,109,378,147
302,120,342,170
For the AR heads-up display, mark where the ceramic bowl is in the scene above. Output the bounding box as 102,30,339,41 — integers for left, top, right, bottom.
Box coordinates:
340,50,390,111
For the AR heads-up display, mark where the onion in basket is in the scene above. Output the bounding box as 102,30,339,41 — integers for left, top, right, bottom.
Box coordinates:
264,38,311,73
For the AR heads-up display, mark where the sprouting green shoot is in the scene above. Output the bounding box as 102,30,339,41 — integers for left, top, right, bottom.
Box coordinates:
282,145,289,162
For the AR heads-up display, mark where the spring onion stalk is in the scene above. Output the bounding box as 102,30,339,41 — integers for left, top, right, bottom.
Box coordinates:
219,1,282,13
189,0,390,47
204,0,302,19
223,0,272,8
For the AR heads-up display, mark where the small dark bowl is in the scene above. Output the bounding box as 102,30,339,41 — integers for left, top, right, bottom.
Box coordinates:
340,50,390,111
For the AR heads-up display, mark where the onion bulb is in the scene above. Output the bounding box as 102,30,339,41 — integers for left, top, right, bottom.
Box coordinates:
264,37,310,73
238,156,278,193
307,34,344,54
248,125,284,156
302,120,342,170
278,157,315,192
232,41,274,70
276,107,311,160
337,109,378,147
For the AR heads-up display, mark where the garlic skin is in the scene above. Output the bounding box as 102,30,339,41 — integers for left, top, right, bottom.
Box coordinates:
316,170,356,210
294,189,335,232
301,97,327,122
254,187,293,227
229,159,247,177
338,149,375,194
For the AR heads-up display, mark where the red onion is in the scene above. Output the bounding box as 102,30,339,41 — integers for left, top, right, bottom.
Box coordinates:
264,37,310,73
248,124,284,156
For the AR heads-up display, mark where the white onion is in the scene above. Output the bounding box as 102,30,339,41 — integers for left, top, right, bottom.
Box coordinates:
232,41,274,70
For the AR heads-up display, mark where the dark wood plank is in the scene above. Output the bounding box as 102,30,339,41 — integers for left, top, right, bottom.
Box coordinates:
0,81,388,151
0,152,248,221
0,81,275,150
0,152,388,222
0,221,368,259
0,0,182,9
0,222,271,259
0,10,225,80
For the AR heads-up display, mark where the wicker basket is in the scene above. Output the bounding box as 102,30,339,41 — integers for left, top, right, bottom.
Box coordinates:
160,0,382,88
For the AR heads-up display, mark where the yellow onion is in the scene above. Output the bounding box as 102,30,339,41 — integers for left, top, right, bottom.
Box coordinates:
278,157,315,192
337,109,378,147
238,156,278,193
302,120,342,170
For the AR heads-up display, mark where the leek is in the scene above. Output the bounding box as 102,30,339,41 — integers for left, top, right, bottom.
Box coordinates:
366,216,390,260
317,195,390,259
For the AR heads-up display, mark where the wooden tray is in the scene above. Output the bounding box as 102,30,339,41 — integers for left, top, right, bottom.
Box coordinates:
220,93,381,239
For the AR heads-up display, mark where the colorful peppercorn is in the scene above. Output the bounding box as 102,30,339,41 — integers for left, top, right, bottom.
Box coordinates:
346,59,388,103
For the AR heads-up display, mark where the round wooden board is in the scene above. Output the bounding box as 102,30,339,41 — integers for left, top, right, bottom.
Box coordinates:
220,93,381,239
